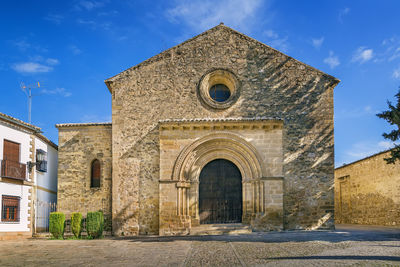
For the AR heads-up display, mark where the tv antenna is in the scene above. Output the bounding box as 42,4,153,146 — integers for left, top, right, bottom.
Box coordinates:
20,81,41,124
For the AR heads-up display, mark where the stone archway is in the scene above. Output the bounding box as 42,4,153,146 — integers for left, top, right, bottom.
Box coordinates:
171,133,265,226
158,119,284,235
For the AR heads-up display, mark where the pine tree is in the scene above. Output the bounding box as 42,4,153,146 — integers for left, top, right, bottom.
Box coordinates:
376,88,400,164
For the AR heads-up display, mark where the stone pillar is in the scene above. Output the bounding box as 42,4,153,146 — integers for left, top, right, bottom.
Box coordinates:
159,181,191,236
249,177,283,231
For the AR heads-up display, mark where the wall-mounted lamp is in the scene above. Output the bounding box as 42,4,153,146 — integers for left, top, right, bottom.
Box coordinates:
28,149,47,172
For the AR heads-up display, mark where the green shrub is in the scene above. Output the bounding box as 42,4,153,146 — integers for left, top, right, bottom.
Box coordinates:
49,212,65,239
71,212,83,238
86,211,104,238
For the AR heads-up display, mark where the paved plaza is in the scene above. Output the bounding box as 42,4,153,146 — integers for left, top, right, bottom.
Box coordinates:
1,225,399,266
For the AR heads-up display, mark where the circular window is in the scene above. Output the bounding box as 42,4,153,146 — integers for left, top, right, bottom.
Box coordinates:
209,84,231,102
198,69,240,109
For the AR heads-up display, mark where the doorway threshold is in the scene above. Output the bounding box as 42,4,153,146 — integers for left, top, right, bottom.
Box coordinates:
190,223,252,236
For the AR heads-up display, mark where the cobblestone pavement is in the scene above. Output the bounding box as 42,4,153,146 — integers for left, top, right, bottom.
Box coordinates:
1,225,399,266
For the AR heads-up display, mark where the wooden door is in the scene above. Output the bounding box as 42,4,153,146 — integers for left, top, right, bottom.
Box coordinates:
199,159,242,224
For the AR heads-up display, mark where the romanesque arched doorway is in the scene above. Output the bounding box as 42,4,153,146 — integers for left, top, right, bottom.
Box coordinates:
199,159,242,224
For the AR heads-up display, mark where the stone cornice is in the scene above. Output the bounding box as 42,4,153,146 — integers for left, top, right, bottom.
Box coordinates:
159,117,283,131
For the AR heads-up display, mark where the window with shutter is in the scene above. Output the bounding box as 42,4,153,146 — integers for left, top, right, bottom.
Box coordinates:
91,159,101,188
2,195,20,222
3,140,20,162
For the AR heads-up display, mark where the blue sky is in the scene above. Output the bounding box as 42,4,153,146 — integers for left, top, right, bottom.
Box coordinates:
1,0,400,167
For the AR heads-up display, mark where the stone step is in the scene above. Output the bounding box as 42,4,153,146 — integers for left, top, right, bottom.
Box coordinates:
190,223,252,235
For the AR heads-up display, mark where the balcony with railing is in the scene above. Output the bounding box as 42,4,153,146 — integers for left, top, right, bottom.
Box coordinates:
0,160,26,181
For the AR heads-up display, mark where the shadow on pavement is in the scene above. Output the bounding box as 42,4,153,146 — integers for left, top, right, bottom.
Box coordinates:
114,227,400,243
266,255,400,261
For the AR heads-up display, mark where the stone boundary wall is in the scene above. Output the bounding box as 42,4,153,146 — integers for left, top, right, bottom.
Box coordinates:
335,150,400,226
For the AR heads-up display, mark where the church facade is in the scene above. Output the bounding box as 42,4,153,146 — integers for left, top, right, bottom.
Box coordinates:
56,24,339,236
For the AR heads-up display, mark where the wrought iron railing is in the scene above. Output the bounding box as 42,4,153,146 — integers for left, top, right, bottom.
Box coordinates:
35,200,57,232
0,159,26,180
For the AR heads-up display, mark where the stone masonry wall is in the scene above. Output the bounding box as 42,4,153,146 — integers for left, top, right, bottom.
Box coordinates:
107,24,338,235
57,124,112,225
335,150,400,226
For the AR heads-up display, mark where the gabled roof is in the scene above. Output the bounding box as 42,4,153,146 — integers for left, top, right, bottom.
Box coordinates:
104,23,340,93
0,112,41,132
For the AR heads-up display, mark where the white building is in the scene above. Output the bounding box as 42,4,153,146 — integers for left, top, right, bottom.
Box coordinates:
0,113,57,240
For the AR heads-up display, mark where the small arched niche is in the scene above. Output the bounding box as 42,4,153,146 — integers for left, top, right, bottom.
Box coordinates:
91,159,101,188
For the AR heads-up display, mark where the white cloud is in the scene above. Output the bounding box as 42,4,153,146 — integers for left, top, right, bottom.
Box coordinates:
80,114,111,123
335,105,377,119
12,62,53,74
312,37,324,49
263,30,289,52
46,58,59,65
97,10,118,16
77,18,96,26
69,45,82,55
393,67,400,79
41,87,72,97
389,47,400,61
44,14,64,24
264,30,278,39
323,51,340,69
166,0,264,32
13,40,30,51
11,39,48,53
338,7,350,23
347,141,392,158
337,140,393,167
381,36,400,62
352,47,374,63
75,0,107,11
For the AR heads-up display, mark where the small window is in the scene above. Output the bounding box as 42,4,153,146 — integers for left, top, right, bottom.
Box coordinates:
91,159,101,188
36,149,47,172
2,195,20,222
209,84,231,102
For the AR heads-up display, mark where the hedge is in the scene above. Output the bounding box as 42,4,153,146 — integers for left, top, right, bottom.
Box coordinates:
71,212,83,238
86,211,104,238
49,212,65,239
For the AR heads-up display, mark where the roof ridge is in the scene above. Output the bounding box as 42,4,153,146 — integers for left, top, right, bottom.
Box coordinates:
56,122,112,128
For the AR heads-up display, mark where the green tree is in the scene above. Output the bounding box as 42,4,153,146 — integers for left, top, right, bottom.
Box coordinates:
377,88,400,164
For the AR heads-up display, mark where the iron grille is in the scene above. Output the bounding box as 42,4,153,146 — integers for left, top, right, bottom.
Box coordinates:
2,195,20,222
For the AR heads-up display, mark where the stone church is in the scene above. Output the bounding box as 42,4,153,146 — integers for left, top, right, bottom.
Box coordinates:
56,24,339,236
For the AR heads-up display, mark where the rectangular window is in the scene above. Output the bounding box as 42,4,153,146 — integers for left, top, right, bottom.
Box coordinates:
36,149,47,172
3,140,20,162
2,195,20,222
